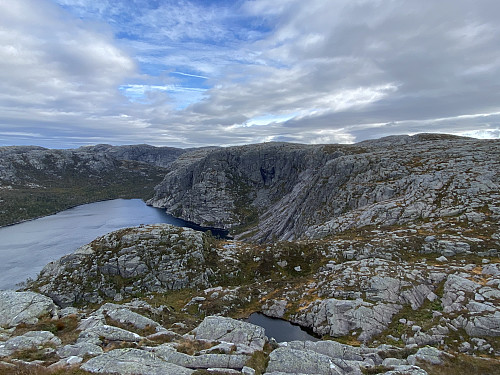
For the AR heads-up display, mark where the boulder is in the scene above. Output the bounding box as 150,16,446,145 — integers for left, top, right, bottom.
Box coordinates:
293,298,401,342
48,355,83,369
81,348,194,375
265,347,344,375
57,342,103,358
383,365,428,375
97,303,163,331
465,312,500,336
0,330,61,357
482,264,500,277
192,316,266,352
262,300,287,319
0,291,56,327
407,346,445,365
81,324,143,342
151,344,249,369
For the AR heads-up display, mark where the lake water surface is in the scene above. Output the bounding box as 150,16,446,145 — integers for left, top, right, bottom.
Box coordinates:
0,199,226,290
246,312,319,342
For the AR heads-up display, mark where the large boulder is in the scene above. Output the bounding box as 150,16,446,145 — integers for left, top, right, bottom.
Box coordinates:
81,348,194,375
0,331,61,357
292,298,401,342
265,347,344,375
151,344,249,369
0,291,56,327
192,316,266,352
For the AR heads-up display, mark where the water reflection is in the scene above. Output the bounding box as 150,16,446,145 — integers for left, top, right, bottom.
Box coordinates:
246,312,319,342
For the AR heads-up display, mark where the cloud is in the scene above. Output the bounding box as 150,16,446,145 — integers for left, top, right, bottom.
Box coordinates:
171,0,500,144
0,0,148,146
1,0,500,148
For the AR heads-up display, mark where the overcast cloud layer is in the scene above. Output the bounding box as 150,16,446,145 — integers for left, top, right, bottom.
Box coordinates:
1,0,499,148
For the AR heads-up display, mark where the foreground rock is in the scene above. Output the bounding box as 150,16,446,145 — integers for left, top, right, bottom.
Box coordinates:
192,316,266,353
0,291,56,327
81,348,194,375
1,290,499,374
27,217,500,353
0,331,61,357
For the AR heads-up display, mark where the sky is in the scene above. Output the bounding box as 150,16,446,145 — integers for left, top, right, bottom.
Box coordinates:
1,0,500,148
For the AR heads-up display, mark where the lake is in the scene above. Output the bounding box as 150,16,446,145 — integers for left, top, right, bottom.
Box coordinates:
0,199,227,290
246,312,319,342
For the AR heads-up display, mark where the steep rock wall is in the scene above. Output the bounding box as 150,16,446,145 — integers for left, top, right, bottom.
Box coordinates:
149,135,500,242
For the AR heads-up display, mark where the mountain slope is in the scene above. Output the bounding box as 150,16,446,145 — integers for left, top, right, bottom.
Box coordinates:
0,145,175,226
148,134,500,242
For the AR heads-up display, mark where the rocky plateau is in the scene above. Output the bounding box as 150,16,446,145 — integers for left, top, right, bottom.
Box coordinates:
0,134,499,374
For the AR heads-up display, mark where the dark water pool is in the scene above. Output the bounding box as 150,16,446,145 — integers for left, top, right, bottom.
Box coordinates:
246,312,320,342
0,199,227,290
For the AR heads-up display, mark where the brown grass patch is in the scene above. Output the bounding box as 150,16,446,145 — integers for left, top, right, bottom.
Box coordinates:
13,315,80,345
419,353,500,375
175,339,215,355
0,363,91,375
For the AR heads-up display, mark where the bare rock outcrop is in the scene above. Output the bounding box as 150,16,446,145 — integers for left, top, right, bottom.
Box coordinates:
30,224,215,307
148,135,500,243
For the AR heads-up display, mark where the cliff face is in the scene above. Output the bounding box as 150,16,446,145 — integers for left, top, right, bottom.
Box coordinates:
149,142,331,236
148,134,500,242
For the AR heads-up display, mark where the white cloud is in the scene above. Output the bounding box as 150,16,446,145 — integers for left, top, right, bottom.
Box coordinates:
1,0,500,148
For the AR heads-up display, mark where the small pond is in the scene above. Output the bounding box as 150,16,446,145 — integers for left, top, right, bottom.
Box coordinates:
246,312,320,342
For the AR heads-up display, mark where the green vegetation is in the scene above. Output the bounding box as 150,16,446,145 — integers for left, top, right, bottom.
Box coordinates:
128,288,200,333
0,160,167,227
245,350,270,375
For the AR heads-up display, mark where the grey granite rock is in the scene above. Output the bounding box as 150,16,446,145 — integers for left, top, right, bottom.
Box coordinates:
283,340,367,361
82,324,143,342
192,316,266,352
97,303,162,331
57,342,103,358
465,312,500,336
0,291,56,327
482,263,500,277
262,300,287,319
0,331,61,357
147,136,500,243
407,346,444,365
382,357,408,367
48,355,83,369
266,347,344,375
32,224,213,306
292,298,401,342
383,365,428,375
81,348,194,375
151,344,249,369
